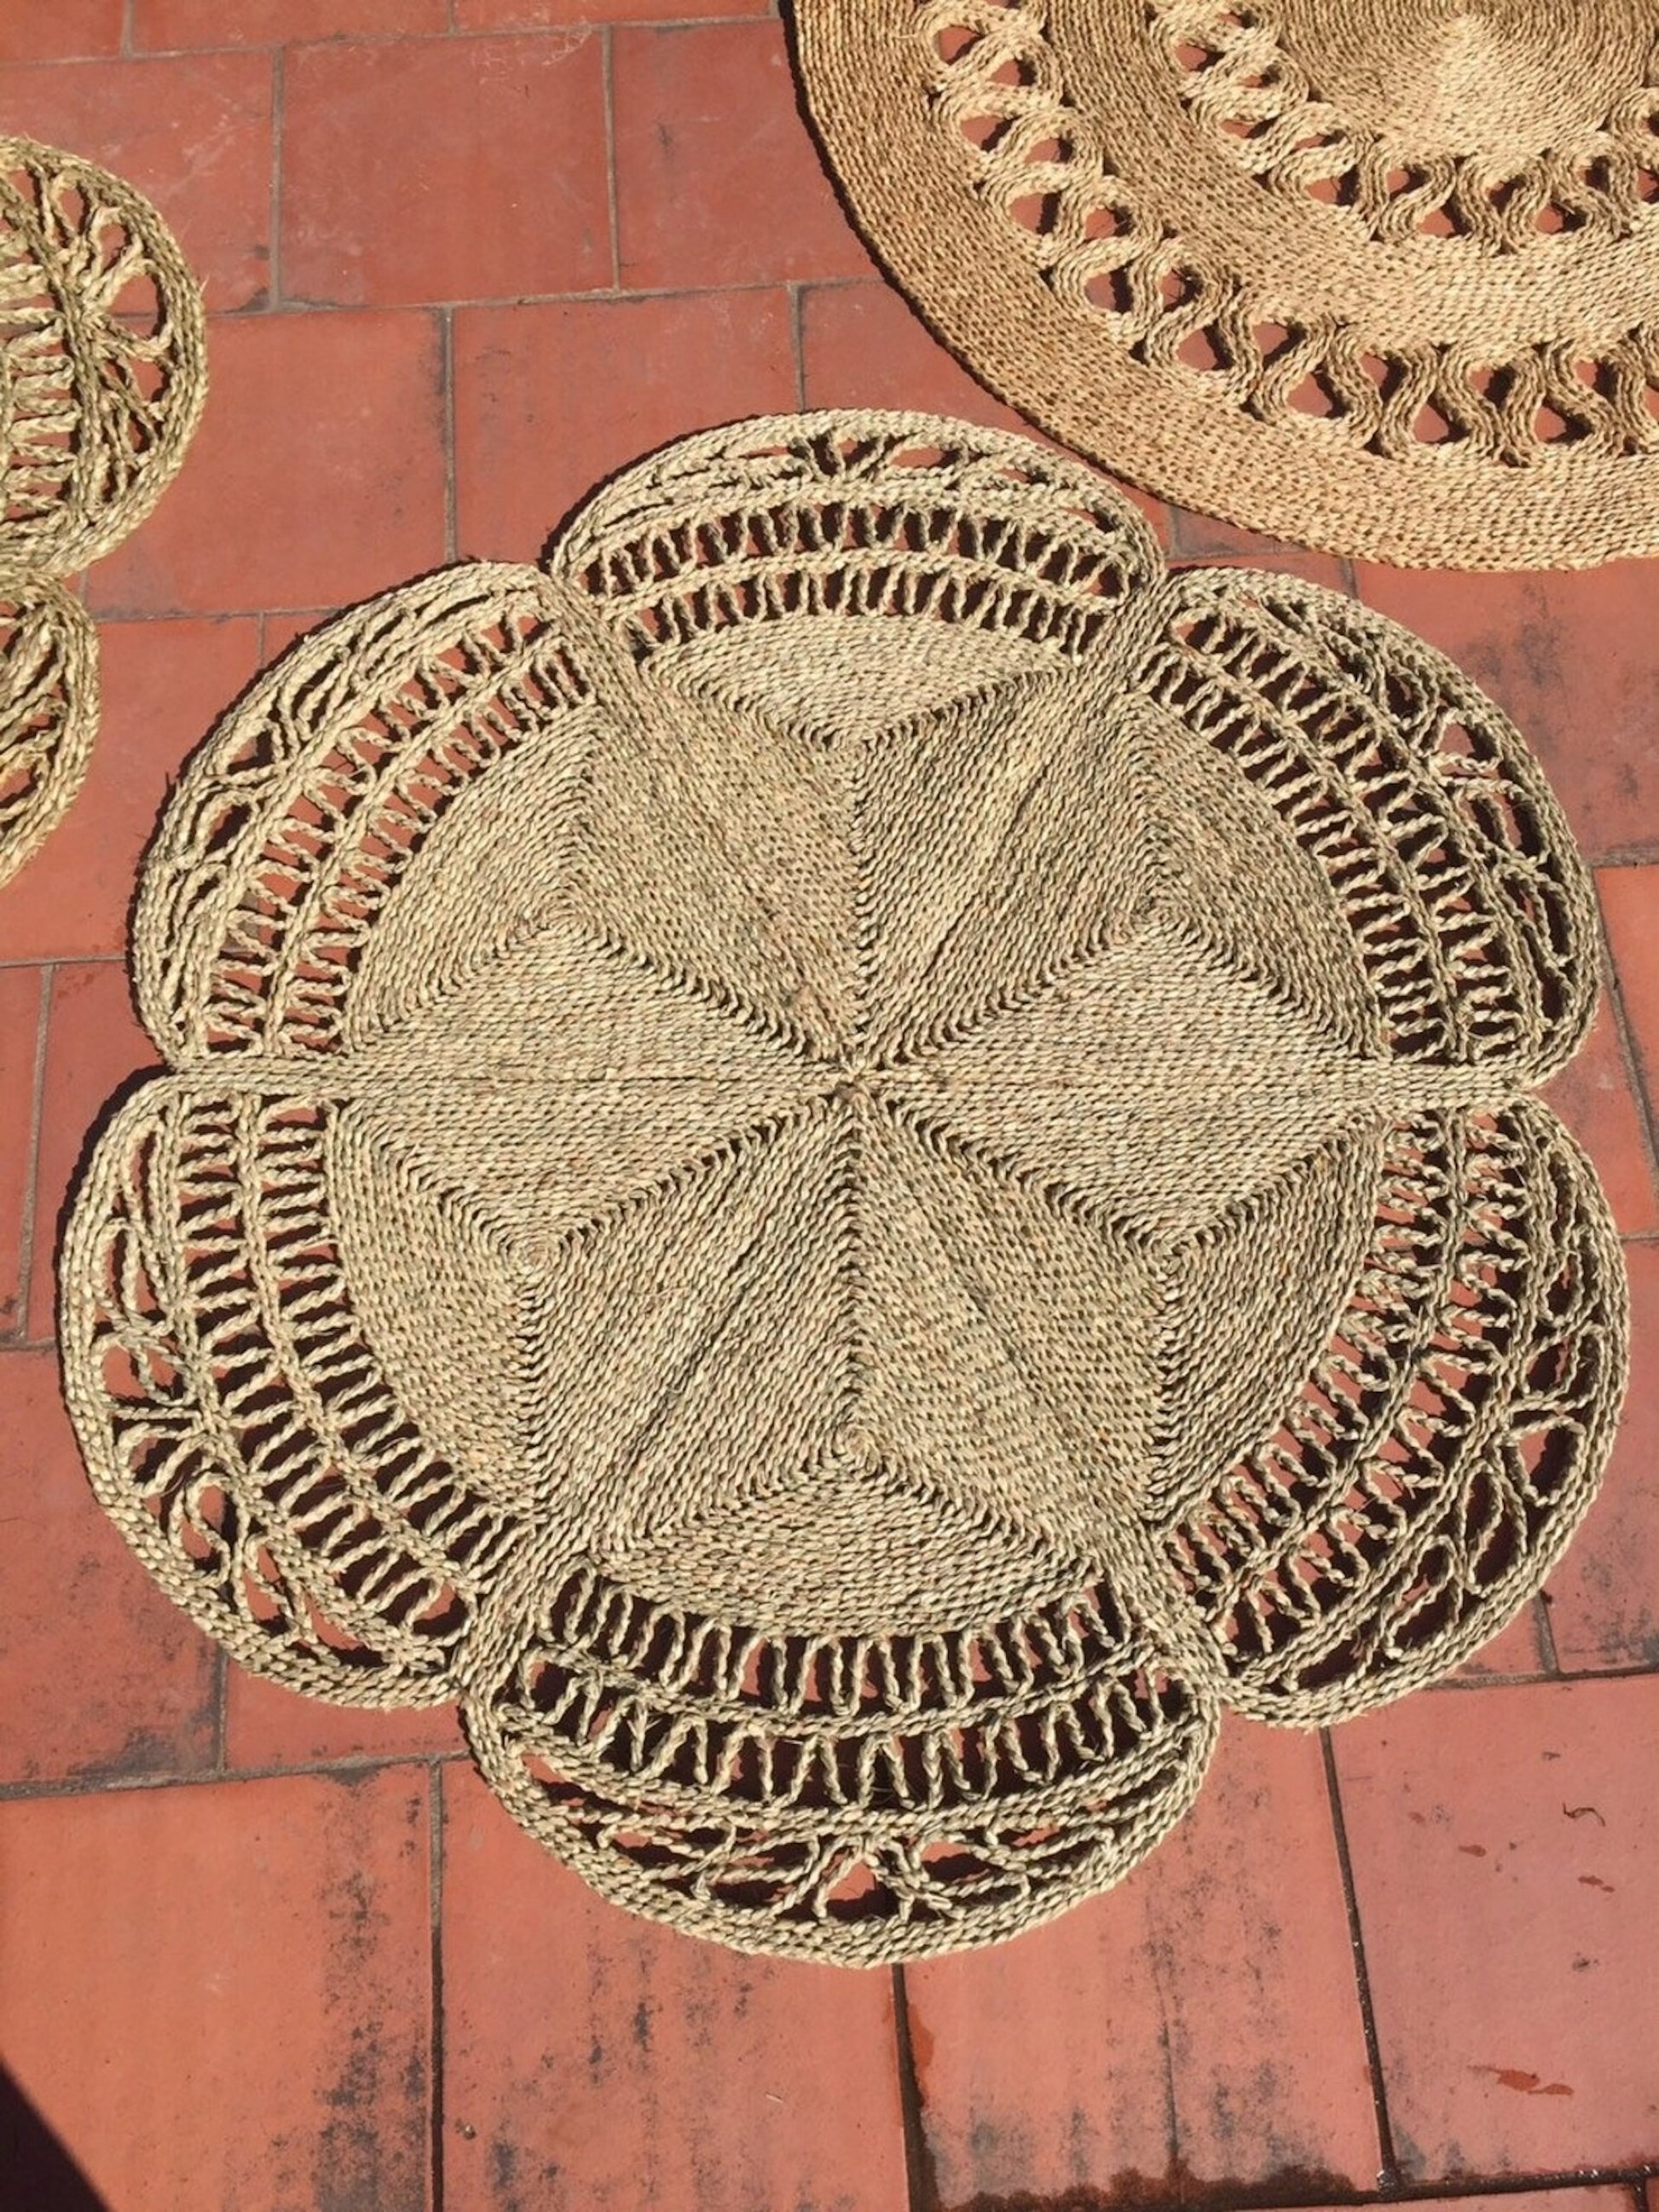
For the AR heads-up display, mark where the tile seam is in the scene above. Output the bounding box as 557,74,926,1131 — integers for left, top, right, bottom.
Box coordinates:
1321,1728,1401,2192
14,964,54,1344
890,1964,937,2212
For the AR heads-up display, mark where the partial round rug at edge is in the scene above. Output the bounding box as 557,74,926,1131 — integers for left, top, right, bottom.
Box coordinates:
0,135,207,889
59,412,1629,1965
794,0,1659,569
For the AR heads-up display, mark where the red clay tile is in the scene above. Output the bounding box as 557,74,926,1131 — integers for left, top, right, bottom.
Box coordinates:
134,0,445,45
801,278,1031,429
1598,867,1659,1120
0,1348,217,1786
0,0,124,60
1180,546,1352,592
613,21,875,290
281,34,609,309
454,291,796,562
90,309,447,616
1173,509,1351,592
0,620,261,964
261,606,338,663
0,52,274,311
460,0,767,21
26,962,155,1343
1354,564,1659,863
441,1763,909,2210
1546,1242,1659,1673
905,1719,1380,2204
225,1671,461,1769
0,966,43,1339
1335,1676,1659,2177
1450,1601,1550,1683
0,1767,431,2211
1542,992,1659,1235
801,278,1174,544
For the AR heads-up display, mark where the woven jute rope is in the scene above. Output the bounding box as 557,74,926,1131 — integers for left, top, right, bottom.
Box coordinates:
61,413,1627,1962
795,0,1659,569
0,136,206,888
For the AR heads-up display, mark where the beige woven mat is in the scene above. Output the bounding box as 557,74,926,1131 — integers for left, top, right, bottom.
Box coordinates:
61,413,1627,1962
0,136,205,890
795,0,1659,569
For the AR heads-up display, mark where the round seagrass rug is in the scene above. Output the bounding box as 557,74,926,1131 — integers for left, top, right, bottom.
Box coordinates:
61,413,1627,1964
795,0,1659,569
0,136,206,888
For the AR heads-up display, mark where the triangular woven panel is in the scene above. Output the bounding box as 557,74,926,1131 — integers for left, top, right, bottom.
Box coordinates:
795,0,1659,569
0,135,206,888
61,413,1627,1964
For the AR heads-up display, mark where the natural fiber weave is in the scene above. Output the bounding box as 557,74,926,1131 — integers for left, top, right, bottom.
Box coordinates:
0,136,206,572
0,572,97,891
795,0,1659,569
61,413,1627,1962
0,136,205,887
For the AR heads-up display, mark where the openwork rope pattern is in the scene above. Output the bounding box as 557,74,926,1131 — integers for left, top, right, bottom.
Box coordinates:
794,0,1659,566
0,136,205,888
61,413,1627,1963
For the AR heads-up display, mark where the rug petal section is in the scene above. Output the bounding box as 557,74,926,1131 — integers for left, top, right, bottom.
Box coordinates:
1164,1101,1627,1723
461,1550,1220,1964
60,1082,524,1703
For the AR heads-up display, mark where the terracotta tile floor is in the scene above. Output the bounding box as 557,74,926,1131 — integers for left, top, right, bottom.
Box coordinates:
1,6,1656,2208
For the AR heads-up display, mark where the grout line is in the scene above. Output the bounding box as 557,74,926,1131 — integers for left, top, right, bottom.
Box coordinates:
1535,1591,1564,1677
1415,1655,1659,1689
202,271,877,320
211,1655,231,1770
1374,2172,1656,2205
889,1965,935,2212
121,0,136,55
439,306,458,563
1423,1666,1558,1694
601,25,622,293
1265,2170,1659,2208
430,1762,447,2212
269,44,286,309
14,965,54,1346
11,16,764,64
211,1648,228,1774
788,280,807,408
1321,1730,1400,2192
1598,903,1659,1211
1542,1655,1659,1684
0,1741,471,1805
0,952,124,972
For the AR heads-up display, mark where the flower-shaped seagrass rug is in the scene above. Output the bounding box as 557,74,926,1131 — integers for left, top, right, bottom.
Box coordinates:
0,136,205,887
61,413,1627,1964
795,1,1659,569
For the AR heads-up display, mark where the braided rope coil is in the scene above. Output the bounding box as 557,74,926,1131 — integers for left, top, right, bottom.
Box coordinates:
61,413,1627,1961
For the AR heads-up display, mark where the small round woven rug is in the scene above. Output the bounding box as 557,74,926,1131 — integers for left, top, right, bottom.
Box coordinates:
0,136,206,889
795,0,1659,569
61,412,1627,1963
